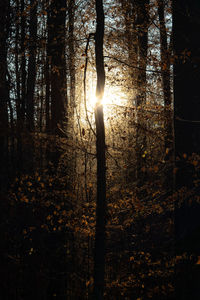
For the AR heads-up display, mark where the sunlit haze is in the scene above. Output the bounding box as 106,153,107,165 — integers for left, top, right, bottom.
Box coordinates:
88,85,124,110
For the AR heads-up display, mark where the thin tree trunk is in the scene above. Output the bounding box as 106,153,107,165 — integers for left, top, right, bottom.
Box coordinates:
20,0,26,127
121,0,138,182
136,0,149,106
24,0,37,173
93,1,106,299
15,0,21,127
69,0,75,121
158,0,171,107
26,0,37,131
45,2,50,133
49,0,66,134
15,0,23,171
40,64,45,132
135,0,149,190
0,0,9,190
122,0,138,93
158,0,173,190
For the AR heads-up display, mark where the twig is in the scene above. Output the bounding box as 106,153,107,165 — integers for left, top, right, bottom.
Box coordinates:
104,55,162,74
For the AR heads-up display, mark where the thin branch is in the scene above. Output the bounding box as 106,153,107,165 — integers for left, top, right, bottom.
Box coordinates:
106,149,122,169
104,55,162,74
175,116,200,124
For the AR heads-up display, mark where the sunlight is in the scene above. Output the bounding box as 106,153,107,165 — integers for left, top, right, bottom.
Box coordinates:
102,87,122,106
88,85,124,110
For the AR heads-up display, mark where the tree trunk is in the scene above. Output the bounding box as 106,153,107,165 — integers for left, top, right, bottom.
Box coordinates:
15,0,23,172
68,0,75,120
158,0,171,108
158,0,173,190
20,0,26,128
173,0,200,186
135,0,149,191
93,0,106,299
121,0,138,183
122,0,138,94
0,0,9,190
26,0,37,131
173,0,200,298
45,1,50,133
15,0,21,129
49,0,66,134
136,0,149,106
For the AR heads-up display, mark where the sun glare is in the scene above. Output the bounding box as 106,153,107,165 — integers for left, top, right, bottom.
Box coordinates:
88,85,123,110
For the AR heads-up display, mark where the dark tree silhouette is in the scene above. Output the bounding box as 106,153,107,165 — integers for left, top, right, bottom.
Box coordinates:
48,0,67,134
174,0,200,160
68,0,75,117
173,0,200,298
20,0,26,128
93,0,106,299
135,0,149,190
26,0,37,131
158,0,173,189
0,0,10,190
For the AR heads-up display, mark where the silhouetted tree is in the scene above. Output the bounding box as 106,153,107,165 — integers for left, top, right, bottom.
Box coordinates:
26,0,37,131
48,0,67,134
135,0,149,190
173,0,200,186
68,0,75,119
0,0,10,189
93,0,106,298
173,0,200,298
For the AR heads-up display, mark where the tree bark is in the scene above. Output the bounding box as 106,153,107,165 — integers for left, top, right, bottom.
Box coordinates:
93,0,106,299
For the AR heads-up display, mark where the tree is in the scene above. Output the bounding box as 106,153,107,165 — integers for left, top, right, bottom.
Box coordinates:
93,0,106,298
20,0,26,128
45,0,51,132
26,0,37,131
119,0,149,186
173,0,200,297
0,0,10,190
135,0,149,190
68,0,75,119
48,0,67,134
15,0,21,134
158,0,171,110
157,0,173,189
173,0,200,186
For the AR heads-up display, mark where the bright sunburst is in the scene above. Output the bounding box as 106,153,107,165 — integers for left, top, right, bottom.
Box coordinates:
88,85,123,109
